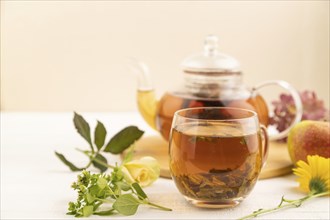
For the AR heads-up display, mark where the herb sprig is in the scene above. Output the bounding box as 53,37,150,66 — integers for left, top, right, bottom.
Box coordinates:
56,112,172,217
68,169,171,217
55,112,144,173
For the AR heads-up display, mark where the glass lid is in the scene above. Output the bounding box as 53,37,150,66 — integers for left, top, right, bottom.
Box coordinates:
181,35,241,73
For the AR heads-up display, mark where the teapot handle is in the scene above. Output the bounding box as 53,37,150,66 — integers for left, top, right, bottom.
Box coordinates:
252,80,303,141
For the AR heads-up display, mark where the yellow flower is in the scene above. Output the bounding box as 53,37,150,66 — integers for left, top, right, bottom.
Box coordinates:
293,155,330,194
121,156,160,187
240,155,330,219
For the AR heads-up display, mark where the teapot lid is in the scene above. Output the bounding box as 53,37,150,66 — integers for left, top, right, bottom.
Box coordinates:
181,35,240,73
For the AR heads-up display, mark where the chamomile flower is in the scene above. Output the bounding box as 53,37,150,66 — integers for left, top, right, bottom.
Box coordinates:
293,155,330,194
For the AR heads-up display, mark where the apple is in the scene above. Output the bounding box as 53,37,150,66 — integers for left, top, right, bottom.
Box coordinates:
287,120,330,164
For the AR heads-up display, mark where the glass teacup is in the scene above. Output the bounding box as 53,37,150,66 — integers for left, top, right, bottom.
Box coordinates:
169,107,269,208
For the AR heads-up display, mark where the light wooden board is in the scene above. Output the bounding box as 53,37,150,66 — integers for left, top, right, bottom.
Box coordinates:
123,136,293,179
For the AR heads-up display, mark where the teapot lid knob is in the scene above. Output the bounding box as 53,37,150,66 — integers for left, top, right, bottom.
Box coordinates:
181,35,240,73
204,35,219,56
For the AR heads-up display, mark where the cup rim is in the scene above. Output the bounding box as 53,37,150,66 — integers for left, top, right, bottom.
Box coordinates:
174,107,258,122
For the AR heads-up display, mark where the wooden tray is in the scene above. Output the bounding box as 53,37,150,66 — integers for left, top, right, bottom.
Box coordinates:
124,136,293,179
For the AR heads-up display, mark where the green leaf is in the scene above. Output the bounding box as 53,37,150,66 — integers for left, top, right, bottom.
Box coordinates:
89,185,100,195
116,181,131,191
104,126,144,154
94,209,115,216
132,182,147,199
97,177,107,189
92,153,108,173
82,205,94,217
86,193,95,204
94,121,107,150
73,112,93,150
55,151,84,171
113,194,141,216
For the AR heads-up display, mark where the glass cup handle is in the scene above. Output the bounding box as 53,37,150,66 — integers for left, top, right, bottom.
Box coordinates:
260,125,269,167
252,80,303,141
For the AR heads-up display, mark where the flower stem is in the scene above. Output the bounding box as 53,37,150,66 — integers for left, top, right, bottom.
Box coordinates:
238,191,330,220
147,202,172,211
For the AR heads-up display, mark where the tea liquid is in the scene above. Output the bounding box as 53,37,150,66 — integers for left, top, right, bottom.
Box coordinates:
170,122,262,201
157,92,269,140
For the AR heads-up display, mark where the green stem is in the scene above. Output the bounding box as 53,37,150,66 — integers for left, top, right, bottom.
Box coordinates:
95,198,114,204
76,148,93,157
74,149,93,169
147,201,172,211
84,160,93,169
238,191,330,220
76,148,116,169
91,156,115,169
95,197,172,212
90,144,95,154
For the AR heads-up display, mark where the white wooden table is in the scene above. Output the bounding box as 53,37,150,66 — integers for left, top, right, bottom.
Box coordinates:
1,112,329,219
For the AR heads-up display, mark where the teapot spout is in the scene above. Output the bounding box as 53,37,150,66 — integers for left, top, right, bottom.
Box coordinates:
128,59,158,130
128,58,153,91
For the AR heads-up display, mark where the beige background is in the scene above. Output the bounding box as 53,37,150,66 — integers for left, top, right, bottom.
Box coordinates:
1,1,329,112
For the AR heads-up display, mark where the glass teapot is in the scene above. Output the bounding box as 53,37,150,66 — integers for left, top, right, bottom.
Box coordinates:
130,35,303,141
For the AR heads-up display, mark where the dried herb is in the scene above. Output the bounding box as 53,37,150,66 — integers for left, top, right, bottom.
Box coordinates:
270,90,329,141
173,153,260,201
